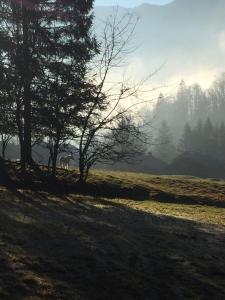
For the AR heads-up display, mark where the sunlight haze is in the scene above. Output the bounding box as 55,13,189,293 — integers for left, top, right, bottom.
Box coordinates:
95,0,225,90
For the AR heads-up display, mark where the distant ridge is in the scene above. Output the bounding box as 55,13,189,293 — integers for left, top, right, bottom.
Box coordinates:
95,1,175,9
94,0,225,87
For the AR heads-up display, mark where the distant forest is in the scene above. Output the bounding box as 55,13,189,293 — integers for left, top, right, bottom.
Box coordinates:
137,73,225,178
149,74,225,161
103,73,225,178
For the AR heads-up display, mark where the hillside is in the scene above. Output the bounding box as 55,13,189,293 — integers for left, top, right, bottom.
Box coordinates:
0,163,225,299
95,0,225,86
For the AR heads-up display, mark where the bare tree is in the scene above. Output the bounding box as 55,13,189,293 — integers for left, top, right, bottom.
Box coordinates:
78,114,147,182
76,11,155,183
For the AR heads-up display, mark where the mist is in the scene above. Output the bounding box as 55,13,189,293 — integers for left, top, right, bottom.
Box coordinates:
95,0,225,88
93,0,225,178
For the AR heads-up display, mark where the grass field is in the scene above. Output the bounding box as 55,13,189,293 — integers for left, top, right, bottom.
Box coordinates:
0,166,225,299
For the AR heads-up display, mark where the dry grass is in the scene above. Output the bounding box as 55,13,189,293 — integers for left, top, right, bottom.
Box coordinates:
0,167,225,299
88,170,225,225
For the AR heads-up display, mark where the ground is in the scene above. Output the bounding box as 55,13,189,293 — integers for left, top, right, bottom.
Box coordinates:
0,166,225,299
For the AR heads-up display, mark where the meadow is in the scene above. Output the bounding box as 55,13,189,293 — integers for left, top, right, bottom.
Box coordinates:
0,163,225,299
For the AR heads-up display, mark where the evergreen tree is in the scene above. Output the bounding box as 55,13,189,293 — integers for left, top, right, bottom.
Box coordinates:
170,80,191,141
217,122,225,162
0,0,97,174
189,83,207,125
154,93,167,117
153,121,175,163
189,119,203,154
0,76,16,159
176,80,191,121
202,118,215,157
35,0,98,175
0,0,47,170
208,73,225,124
178,123,192,153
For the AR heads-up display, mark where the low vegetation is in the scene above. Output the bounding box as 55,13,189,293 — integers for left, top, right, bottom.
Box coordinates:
0,161,225,299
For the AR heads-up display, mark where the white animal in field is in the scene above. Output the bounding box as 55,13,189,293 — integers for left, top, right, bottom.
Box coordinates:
59,155,73,169
11,158,20,162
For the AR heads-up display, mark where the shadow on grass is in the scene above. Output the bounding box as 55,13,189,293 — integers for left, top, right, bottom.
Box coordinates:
1,158,225,209
150,189,225,208
0,188,225,299
0,158,150,201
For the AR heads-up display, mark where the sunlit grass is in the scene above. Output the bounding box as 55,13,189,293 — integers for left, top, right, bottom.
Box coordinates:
87,169,225,225
0,167,225,299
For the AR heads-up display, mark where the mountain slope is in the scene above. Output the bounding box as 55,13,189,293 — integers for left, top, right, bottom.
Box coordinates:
94,0,225,87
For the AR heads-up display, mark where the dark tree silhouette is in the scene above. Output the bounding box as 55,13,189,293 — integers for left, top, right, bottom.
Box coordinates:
0,0,97,176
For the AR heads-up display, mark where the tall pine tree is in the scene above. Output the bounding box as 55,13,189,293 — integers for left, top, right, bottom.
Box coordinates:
153,121,175,163
0,0,97,174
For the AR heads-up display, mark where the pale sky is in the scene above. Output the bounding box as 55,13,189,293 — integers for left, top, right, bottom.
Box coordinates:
95,0,173,7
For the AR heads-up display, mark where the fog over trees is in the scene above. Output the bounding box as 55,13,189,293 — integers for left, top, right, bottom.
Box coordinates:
148,74,225,160
1,0,225,180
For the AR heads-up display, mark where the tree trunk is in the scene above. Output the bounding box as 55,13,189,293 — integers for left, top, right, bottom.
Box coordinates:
48,155,52,173
24,84,32,164
52,143,59,177
2,141,6,160
84,164,91,182
48,145,54,173
20,139,26,174
16,105,26,173
78,156,86,184
22,3,32,166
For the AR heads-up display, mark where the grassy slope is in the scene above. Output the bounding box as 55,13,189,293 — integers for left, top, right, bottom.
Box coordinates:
0,168,225,299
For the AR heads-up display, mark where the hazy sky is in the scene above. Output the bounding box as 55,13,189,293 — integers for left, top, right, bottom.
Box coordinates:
95,0,225,90
95,0,173,7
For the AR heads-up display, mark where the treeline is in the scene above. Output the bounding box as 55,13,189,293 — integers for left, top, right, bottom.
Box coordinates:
154,75,225,134
108,116,225,179
149,75,225,165
0,1,144,182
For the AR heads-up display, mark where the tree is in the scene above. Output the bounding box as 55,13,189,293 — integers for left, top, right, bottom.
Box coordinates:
0,93,16,159
171,80,191,137
37,0,98,176
75,11,150,183
191,119,204,154
178,123,193,153
189,83,207,125
0,62,16,159
153,121,175,163
0,0,98,175
153,93,171,124
202,118,215,157
217,122,225,162
150,80,192,145
78,109,146,183
208,73,225,124
0,0,46,171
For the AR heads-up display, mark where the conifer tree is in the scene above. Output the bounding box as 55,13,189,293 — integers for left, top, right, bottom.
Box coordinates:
153,121,175,163
0,0,97,174
178,123,192,153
